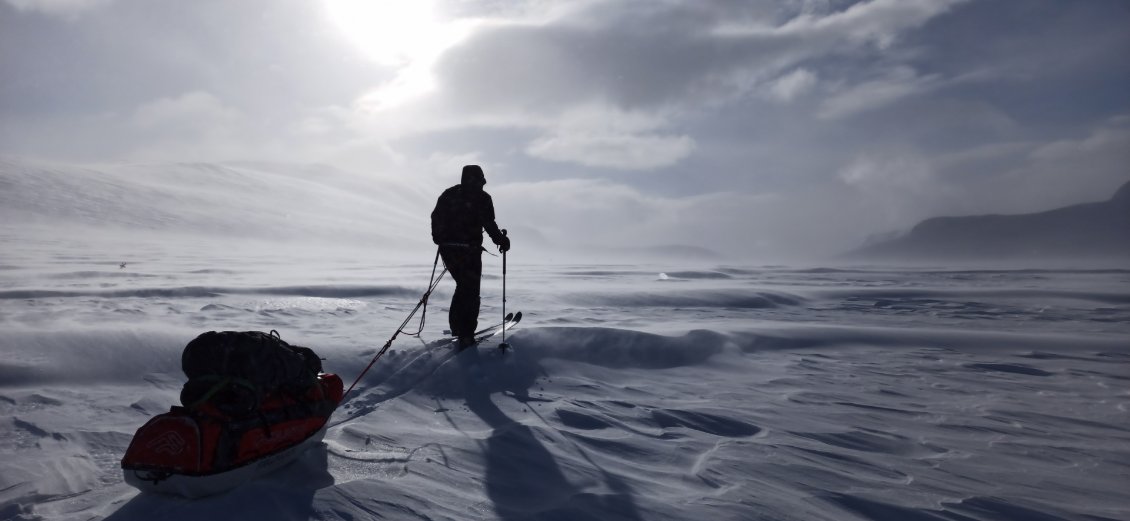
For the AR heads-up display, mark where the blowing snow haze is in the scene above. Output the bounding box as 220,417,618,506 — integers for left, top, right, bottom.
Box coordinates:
1,0,1129,260
4,3,1130,520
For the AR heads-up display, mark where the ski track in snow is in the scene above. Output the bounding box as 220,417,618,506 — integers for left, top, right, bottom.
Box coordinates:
1,242,1129,520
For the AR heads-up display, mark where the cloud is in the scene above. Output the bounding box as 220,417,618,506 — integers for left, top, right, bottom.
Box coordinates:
131,91,241,130
491,176,906,259
4,0,111,17
836,116,1130,228
493,178,765,253
527,133,694,171
819,66,940,119
117,92,266,161
373,0,967,171
838,149,953,228
1000,117,1130,211
403,0,969,133
2,0,1127,259
766,68,818,103
1031,120,1130,163
221,0,977,172
768,0,969,48
523,103,694,170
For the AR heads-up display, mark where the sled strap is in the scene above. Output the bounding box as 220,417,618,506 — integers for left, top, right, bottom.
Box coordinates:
186,375,232,409
342,250,447,402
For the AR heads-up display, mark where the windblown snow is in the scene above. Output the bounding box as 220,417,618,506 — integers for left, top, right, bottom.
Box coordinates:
1,160,1128,521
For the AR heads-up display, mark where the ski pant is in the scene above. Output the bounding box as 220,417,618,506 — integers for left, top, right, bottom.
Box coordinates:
439,245,482,337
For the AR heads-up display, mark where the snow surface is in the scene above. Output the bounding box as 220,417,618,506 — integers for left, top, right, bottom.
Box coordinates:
2,246,1128,521
1,160,1129,520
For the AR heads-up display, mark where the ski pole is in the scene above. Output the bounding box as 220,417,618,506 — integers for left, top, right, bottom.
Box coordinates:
500,229,509,349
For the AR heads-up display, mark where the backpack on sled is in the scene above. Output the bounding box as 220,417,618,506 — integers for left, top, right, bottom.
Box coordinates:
179,330,322,416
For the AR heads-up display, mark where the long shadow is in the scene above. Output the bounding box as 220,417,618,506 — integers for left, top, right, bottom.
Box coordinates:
516,393,644,521
104,443,333,521
458,352,643,521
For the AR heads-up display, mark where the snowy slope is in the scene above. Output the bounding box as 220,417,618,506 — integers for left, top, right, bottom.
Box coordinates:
0,157,432,249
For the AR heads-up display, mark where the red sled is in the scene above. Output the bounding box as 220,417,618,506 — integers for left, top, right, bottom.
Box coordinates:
121,372,343,498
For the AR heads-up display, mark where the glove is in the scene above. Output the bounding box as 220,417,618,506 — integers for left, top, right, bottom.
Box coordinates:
497,234,511,253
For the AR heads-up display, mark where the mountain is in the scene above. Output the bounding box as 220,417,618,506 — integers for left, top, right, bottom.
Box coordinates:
847,180,1130,261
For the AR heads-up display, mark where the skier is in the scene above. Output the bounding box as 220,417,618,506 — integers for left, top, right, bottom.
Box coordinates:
431,165,511,347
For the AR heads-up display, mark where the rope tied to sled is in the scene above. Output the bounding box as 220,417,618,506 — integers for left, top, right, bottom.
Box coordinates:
341,250,447,402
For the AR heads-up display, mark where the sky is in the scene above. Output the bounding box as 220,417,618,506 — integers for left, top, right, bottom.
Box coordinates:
1,0,1128,259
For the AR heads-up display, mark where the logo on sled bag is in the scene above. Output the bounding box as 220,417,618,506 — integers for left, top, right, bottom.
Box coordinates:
146,431,187,455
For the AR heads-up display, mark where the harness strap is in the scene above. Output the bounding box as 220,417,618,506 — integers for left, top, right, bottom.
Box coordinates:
341,250,447,401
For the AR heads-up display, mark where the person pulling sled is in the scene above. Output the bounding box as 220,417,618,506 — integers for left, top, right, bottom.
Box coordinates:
431,165,511,348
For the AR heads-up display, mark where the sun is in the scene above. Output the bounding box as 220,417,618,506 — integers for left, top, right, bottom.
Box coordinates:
324,0,470,109
324,0,444,67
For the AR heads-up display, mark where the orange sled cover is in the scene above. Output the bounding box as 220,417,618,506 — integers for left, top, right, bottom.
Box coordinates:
121,373,343,497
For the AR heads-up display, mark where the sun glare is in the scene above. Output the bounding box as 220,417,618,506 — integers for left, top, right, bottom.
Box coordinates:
324,0,441,66
324,0,469,109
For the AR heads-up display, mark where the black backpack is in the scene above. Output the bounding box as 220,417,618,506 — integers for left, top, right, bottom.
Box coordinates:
179,330,322,415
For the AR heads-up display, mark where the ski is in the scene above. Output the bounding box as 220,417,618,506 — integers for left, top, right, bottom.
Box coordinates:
445,312,514,336
475,311,516,338
454,311,522,352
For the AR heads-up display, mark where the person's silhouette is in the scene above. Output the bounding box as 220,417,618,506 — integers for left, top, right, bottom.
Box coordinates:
430,165,510,347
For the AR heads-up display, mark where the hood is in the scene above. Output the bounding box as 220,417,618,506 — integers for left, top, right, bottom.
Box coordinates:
461,165,486,189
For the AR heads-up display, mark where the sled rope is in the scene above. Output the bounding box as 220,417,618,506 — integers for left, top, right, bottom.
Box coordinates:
341,250,446,402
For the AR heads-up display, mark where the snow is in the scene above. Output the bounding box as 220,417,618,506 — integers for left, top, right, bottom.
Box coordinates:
1,161,1129,520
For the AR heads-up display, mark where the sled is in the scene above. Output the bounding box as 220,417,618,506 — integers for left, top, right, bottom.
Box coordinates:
121,372,343,498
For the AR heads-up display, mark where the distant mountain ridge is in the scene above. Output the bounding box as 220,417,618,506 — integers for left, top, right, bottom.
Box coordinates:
848,180,1130,261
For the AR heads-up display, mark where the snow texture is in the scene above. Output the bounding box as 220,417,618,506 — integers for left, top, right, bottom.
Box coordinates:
1,160,1128,521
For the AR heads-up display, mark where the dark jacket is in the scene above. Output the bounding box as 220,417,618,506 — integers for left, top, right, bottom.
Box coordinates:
431,183,504,248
